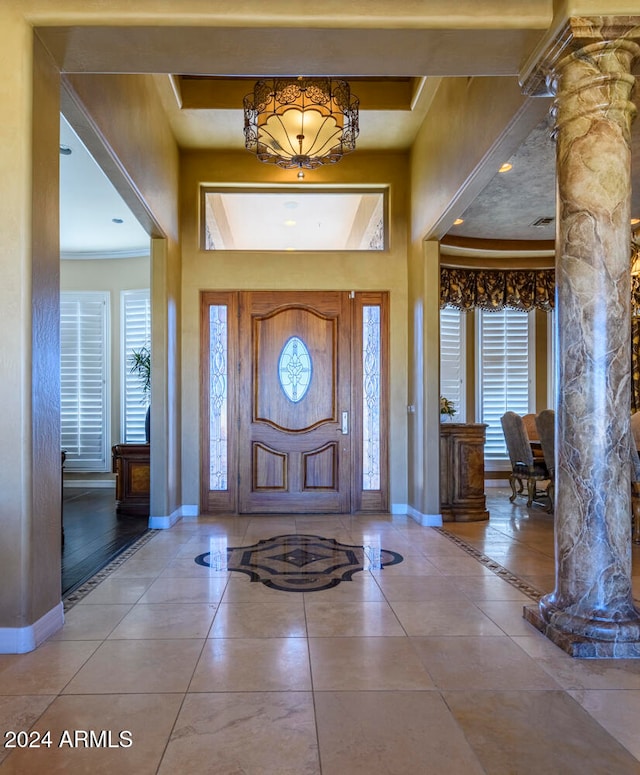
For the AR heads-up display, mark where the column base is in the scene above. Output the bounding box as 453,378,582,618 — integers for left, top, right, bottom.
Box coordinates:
524,605,640,658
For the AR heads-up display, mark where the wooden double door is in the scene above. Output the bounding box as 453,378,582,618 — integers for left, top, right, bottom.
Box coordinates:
201,290,388,514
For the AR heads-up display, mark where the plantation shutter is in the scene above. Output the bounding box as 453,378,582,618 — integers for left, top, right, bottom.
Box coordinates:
122,289,151,443
440,305,465,421
478,308,532,460
60,291,110,471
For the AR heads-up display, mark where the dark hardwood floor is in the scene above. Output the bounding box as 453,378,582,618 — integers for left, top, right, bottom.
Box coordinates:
62,487,149,597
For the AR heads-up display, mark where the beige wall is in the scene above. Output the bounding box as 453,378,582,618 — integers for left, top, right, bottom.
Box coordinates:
30,36,62,625
180,149,410,508
535,309,551,410
0,20,63,632
60,255,151,473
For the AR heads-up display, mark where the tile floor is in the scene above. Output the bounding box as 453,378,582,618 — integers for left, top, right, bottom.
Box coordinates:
1,490,640,773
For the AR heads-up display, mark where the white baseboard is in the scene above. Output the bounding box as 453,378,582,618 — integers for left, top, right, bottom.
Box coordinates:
407,506,443,527
148,503,198,530
393,503,442,526
0,602,64,654
63,480,115,488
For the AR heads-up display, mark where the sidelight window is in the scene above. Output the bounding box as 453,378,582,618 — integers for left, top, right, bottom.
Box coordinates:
362,305,381,490
209,305,229,491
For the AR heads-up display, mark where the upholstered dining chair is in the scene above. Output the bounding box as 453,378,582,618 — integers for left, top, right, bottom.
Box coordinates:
523,412,544,461
535,409,555,513
522,413,538,440
500,411,550,507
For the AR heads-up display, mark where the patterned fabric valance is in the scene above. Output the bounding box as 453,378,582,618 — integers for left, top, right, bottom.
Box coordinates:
440,267,555,312
441,267,640,313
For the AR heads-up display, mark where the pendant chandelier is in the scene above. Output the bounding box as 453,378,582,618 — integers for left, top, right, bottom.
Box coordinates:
243,78,359,171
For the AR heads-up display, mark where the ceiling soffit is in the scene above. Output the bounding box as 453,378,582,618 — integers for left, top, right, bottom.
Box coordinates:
37,26,547,79
40,11,590,255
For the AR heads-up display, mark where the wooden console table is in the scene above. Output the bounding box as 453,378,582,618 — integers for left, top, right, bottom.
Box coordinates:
440,423,489,522
112,443,150,516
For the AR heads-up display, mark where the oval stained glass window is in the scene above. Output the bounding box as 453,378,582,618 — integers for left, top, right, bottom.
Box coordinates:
278,336,312,403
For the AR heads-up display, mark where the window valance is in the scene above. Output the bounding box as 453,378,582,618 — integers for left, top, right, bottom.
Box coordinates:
441,267,640,313
440,267,555,312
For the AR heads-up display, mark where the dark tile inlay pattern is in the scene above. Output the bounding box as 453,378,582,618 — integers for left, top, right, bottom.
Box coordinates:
435,528,545,602
195,534,403,592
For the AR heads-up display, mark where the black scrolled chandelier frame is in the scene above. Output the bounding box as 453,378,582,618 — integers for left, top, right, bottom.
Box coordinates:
243,77,359,170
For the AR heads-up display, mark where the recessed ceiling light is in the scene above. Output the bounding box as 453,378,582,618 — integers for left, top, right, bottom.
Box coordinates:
499,162,512,173
453,218,464,225
59,145,72,155
112,218,124,224
284,220,297,227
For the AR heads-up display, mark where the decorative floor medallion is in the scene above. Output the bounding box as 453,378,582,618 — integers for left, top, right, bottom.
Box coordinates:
195,534,404,592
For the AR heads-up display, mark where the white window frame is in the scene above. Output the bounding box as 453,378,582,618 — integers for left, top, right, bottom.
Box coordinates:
439,305,466,422
475,307,535,466
60,290,110,472
121,289,151,443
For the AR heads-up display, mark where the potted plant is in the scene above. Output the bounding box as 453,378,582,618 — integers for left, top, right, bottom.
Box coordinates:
129,345,151,442
440,395,456,422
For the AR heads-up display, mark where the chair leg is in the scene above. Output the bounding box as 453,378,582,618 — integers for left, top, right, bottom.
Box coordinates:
526,477,536,507
509,474,518,502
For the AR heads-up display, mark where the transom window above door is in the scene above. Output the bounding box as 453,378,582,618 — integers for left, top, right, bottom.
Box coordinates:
201,188,386,251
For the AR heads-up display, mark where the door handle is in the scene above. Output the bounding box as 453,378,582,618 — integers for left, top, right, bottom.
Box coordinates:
341,411,349,435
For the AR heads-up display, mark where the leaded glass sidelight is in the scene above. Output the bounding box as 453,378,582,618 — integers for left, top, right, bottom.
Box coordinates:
362,305,381,490
278,336,312,403
209,306,228,490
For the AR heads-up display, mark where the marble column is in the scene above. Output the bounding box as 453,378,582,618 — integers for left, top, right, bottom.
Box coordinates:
523,19,640,657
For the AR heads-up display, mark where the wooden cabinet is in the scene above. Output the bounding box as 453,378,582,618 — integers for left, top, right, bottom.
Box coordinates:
440,423,489,522
112,444,150,516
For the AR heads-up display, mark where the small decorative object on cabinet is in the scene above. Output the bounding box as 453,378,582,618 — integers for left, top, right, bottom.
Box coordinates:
129,345,151,443
440,395,456,422
440,423,489,522
112,444,150,516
